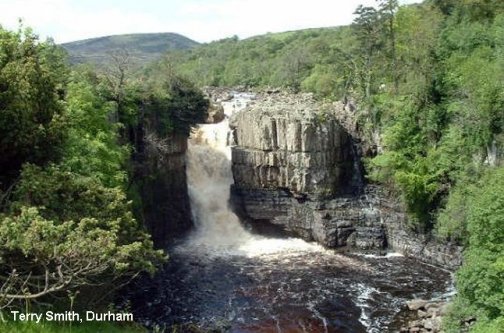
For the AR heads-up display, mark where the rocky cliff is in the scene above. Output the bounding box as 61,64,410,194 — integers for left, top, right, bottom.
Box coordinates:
131,88,216,248
229,92,381,250
135,131,192,247
229,91,462,269
230,92,359,197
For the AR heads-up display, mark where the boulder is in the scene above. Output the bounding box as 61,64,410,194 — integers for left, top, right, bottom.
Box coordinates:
206,102,225,123
406,299,428,311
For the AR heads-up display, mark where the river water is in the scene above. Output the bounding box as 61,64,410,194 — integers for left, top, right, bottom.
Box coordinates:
126,93,452,332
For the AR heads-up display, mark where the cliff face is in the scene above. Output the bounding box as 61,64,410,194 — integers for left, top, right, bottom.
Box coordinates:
229,91,462,269
229,92,380,250
134,131,192,248
230,93,357,197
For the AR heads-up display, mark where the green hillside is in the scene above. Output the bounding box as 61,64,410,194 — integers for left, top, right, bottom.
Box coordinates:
165,1,504,331
61,32,199,66
166,26,349,92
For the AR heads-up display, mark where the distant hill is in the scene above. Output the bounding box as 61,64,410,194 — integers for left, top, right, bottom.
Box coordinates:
61,33,200,66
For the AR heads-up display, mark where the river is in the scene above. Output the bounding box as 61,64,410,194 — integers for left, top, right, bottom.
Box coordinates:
125,93,452,333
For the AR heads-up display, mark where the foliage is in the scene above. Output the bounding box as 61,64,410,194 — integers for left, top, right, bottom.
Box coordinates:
141,59,209,137
166,27,353,96
366,2,503,231
0,164,164,308
0,25,170,313
11,164,136,237
435,181,470,242
0,26,68,190
62,68,129,187
443,168,504,332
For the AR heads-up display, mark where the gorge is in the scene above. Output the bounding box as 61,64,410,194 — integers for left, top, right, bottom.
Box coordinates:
125,90,458,332
2,3,503,331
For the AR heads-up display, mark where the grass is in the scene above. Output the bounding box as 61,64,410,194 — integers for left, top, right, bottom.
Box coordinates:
0,321,146,333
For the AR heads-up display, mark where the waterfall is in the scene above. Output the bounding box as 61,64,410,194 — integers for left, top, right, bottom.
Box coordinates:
182,93,324,257
185,101,253,251
128,93,454,333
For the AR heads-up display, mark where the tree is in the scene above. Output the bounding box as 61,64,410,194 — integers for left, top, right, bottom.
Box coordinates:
62,68,129,188
0,25,165,312
0,26,67,192
352,5,383,100
100,49,141,143
142,59,209,137
444,168,504,332
275,46,312,91
377,0,399,92
0,164,164,309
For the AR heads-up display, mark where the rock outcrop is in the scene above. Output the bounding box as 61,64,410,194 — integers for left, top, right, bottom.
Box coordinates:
135,131,193,247
399,299,454,333
363,185,463,269
229,92,382,250
202,86,232,124
229,90,462,269
230,92,358,197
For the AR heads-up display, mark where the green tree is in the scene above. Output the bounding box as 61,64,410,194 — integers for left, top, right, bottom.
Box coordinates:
142,59,208,137
444,168,504,332
62,68,129,188
352,5,384,100
0,164,163,308
377,0,399,92
0,26,67,191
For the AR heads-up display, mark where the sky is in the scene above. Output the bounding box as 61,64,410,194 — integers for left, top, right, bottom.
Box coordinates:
0,0,421,44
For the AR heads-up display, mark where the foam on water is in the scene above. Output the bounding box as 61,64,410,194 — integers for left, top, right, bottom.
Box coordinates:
237,237,328,258
352,282,380,330
181,92,326,259
361,252,405,259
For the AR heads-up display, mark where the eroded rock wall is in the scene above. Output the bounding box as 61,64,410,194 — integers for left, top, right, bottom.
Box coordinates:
229,91,462,269
135,132,192,248
364,185,463,269
230,93,357,197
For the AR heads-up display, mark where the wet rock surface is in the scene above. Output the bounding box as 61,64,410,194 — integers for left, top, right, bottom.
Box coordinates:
135,132,193,247
393,299,452,333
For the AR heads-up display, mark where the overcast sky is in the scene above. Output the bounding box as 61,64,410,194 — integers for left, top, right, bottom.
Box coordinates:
0,0,421,43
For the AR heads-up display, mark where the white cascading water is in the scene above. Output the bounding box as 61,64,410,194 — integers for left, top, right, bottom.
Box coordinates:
182,93,325,257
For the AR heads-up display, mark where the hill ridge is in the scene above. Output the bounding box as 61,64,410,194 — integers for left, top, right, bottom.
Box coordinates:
62,32,199,66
